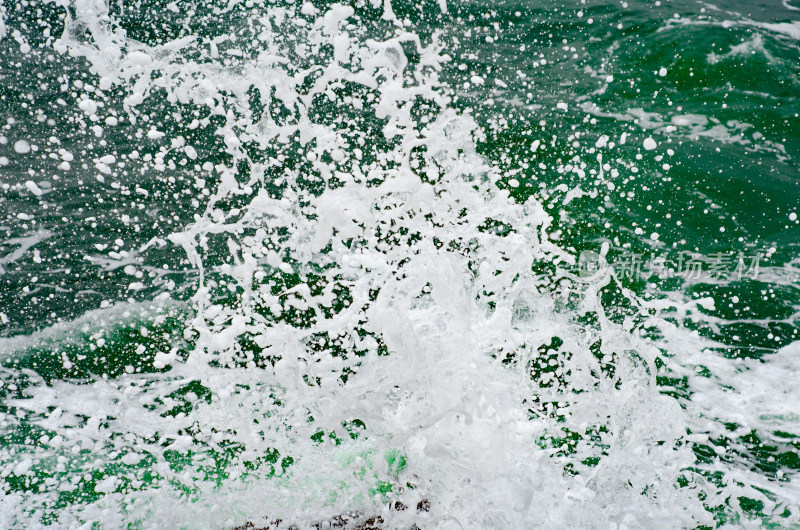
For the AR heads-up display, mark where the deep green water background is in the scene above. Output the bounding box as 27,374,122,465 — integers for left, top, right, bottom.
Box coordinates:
1,0,800,527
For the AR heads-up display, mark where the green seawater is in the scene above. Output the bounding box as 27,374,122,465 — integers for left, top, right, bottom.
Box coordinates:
0,0,799,527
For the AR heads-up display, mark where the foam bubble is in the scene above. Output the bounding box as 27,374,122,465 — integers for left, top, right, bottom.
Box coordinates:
13,140,30,154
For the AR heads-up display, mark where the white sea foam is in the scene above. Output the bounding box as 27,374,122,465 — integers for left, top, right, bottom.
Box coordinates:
0,2,7,42
663,15,800,43
0,1,797,528
0,230,53,274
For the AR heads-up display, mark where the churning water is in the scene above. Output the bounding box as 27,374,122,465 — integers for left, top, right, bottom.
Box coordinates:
1,0,800,527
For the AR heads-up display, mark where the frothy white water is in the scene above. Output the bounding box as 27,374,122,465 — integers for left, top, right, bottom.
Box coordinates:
1,1,797,528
